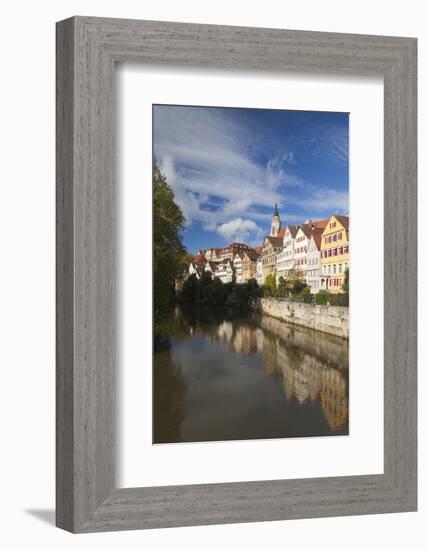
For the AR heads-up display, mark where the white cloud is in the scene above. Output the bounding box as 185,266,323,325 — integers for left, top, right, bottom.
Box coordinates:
153,106,283,227
216,218,263,244
153,106,349,234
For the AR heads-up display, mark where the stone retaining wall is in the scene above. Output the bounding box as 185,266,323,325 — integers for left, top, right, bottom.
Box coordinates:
253,297,349,339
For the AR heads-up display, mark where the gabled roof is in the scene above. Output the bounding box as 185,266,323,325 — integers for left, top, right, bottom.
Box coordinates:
278,227,286,238
333,214,350,230
206,261,218,271
264,235,283,248
310,232,323,250
244,249,260,260
285,225,299,238
252,246,262,254
191,259,205,268
300,225,324,240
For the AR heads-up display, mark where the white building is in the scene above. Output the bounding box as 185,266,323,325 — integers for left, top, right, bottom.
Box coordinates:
293,226,311,272
305,233,322,293
214,260,234,284
233,253,243,283
276,225,298,283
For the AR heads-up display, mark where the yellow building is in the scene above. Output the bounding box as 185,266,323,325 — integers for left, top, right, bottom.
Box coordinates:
320,215,349,293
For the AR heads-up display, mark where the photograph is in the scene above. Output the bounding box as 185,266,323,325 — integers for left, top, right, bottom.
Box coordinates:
153,104,350,444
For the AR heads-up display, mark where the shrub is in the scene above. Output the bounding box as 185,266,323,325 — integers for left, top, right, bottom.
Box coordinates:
299,286,312,303
291,280,307,295
315,291,349,306
316,291,328,305
226,284,250,310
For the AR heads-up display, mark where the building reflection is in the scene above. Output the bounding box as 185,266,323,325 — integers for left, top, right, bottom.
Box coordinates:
258,319,348,432
157,305,349,437
320,368,348,432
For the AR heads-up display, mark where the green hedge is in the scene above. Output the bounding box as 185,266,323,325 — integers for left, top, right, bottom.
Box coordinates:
316,291,348,306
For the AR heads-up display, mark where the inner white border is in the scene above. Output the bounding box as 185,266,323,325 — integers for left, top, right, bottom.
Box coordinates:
117,65,384,488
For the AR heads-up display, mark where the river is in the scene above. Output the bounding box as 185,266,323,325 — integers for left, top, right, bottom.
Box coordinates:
154,305,349,444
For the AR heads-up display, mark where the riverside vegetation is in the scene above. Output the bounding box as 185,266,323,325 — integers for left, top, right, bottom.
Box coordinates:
177,268,349,310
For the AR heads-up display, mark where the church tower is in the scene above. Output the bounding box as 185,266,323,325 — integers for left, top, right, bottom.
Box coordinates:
270,203,281,236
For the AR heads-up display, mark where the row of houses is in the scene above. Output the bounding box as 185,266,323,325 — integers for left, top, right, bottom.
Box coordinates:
186,205,349,294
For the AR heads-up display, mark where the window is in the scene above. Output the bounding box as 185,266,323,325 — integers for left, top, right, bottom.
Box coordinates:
344,245,349,254
338,232,342,240
339,263,342,273
333,264,336,274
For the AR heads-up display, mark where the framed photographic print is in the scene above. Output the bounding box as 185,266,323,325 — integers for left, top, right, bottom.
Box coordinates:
56,17,417,532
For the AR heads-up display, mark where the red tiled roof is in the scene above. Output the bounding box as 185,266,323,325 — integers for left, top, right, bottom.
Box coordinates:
192,253,206,263
307,218,329,229
300,225,324,239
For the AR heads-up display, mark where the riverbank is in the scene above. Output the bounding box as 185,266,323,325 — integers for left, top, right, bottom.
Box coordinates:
252,297,349,339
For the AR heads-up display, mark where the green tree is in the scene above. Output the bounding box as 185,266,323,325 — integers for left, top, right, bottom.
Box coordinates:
197,271,213,302
153,164,186,333
204,277,228,305
263,273,277,297
277,276,288,298
342,267,349,295
180,273,199,303
246,278,260,298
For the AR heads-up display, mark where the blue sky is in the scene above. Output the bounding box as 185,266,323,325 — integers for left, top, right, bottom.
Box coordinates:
153,105,349,255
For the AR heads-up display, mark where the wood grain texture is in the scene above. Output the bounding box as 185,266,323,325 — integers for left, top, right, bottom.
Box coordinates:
56,16,417,533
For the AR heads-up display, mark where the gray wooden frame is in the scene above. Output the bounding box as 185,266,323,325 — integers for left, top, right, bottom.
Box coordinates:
56,16,417,533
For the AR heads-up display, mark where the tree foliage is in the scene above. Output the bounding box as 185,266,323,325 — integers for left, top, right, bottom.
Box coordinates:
262,273,277,297
342,267,349,295
178,274,260,308
153,164,186,332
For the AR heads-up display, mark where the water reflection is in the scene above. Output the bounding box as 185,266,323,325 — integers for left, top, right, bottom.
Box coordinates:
153,305,349,443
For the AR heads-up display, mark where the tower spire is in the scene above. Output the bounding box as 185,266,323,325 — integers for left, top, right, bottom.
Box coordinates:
270,203,281,236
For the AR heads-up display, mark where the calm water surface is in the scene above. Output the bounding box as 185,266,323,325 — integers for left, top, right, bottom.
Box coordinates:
154,306,349,443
